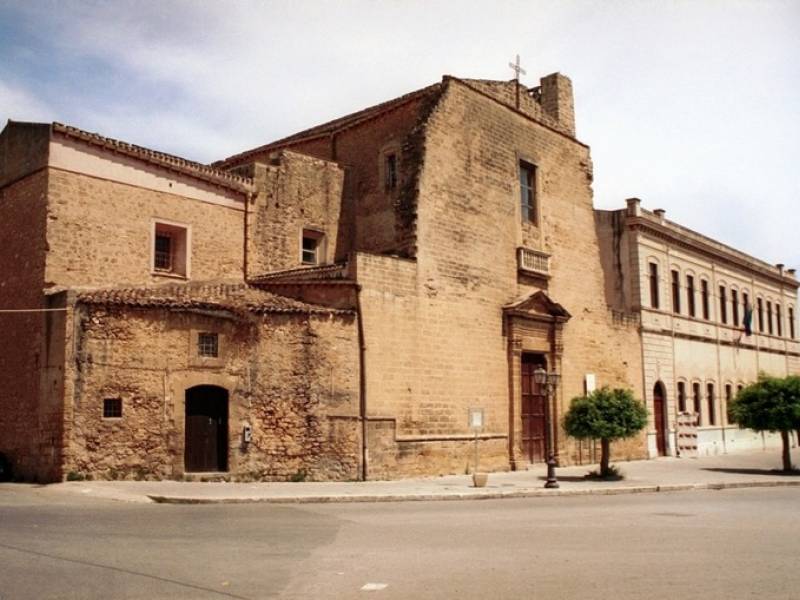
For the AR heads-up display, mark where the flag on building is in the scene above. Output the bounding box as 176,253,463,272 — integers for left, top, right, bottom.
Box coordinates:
743,302,753,336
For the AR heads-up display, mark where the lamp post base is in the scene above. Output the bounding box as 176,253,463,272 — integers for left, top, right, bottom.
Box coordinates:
544,455,559,488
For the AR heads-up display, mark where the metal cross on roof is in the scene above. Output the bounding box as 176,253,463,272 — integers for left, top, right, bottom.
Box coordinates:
508,54,527,83
508,54,527,109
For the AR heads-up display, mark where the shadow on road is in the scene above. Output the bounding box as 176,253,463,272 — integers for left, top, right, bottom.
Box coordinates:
701,467,800,476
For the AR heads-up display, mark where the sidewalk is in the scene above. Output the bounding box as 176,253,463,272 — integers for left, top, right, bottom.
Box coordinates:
34,447,800,505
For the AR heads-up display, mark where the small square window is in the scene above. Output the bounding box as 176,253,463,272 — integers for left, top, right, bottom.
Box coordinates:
198,332,219,358
153,222,189,277
301,229,324,265
103,398,122,419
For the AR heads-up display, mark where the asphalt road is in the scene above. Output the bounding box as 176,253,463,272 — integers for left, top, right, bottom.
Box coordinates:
1,486,798,599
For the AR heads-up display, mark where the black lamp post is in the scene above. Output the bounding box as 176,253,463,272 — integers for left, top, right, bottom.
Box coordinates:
533,367,560,489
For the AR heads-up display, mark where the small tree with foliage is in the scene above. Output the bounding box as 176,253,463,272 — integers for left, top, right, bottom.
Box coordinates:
564,387,648,479
728,375,800,472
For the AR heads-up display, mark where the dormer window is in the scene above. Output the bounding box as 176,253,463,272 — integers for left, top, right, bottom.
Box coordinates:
301,229,325,265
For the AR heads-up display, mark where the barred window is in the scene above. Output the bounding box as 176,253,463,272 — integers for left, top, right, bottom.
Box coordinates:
103,398,122,419
198,332,219,358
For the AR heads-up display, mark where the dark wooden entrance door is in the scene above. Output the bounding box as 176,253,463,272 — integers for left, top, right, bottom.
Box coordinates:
653,382,667,457
521,354,547,463
185,385,229,472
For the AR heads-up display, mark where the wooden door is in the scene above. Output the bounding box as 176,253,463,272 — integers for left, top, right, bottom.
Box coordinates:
653,382,667,457
185,386,228,472
521,354,547,463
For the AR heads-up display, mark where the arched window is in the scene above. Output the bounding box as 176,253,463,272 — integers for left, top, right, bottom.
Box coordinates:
649,262,660,309
731,288,740,326
671,269,681,314
692,382,702,425
677,381,687,413
719,285,727,324
706,382,716,426
701,279,710,320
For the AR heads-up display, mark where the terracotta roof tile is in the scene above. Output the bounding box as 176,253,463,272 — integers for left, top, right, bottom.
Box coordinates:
214,82,442,168
75,282,352,316
52,123,255,194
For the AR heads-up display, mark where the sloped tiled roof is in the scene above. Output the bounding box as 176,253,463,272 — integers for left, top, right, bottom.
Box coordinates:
51,122,255,194
214,82,443,168
76,282,353,316
249,263,351,284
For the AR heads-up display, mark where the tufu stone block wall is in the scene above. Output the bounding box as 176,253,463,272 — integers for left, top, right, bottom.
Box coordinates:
234,151,344,275
61,301,361,481
0,122,64,480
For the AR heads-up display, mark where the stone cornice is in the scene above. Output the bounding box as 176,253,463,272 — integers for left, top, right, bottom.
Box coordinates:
629,216,797,289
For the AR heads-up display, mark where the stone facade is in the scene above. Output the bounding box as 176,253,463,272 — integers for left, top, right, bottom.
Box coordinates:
596,199,800,458
1,71,795,483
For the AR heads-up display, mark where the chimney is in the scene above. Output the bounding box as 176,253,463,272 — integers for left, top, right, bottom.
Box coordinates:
626,197,642,217
540,73,575,136
654,208,666,223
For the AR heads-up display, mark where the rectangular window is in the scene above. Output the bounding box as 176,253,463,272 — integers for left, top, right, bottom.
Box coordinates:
719,286,727,324
519,161,536,224
677,381,686,413
757,298,764,332
198,332,219,358
701,280,710,320
384,153,398,190
686,275,696,317
731,289,739,327
103,398,122,419
790,307,796,339
153,222,189,277
649,263,660,309
671,270,680,314
692,382,701,425
776,304,782,337
707,383,716,426
301,229,325,265
154,233,172,270
767,301,773,335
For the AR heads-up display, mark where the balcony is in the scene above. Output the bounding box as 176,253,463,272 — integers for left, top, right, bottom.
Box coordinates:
517,247,551,277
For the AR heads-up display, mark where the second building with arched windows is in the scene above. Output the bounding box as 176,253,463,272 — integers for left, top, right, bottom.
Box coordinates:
596,199,800,457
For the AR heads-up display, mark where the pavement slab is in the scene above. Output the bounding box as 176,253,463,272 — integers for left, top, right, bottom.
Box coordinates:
15,447,800,505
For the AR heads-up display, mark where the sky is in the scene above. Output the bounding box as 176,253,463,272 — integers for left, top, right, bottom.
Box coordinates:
1,0,799,270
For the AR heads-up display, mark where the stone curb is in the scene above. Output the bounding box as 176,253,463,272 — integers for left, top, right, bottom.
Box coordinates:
146,479,800,505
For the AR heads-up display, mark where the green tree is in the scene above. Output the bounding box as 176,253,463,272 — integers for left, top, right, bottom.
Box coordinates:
727,375,800,472
564,387,648,478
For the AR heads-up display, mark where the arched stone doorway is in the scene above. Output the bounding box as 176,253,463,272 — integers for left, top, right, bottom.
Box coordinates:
185,385,229,472
653,381,668,457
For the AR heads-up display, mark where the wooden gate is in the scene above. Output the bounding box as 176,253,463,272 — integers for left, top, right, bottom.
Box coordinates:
185,385,229,472
521,354,547,463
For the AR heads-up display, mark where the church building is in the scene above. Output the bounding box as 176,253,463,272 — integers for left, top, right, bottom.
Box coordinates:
0,70,796,482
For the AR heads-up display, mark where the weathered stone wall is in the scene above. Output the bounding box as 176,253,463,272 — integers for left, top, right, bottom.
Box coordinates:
239,152,344,275
44,167,245,288
349,77,644,477
0,165,65,481
227,88,443,258
62,304,360,481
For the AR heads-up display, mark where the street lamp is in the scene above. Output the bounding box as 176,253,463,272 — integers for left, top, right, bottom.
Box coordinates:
533,367,560,489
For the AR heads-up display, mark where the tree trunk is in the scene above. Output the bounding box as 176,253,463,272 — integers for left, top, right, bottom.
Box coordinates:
600,438,611,477
781,430,793,472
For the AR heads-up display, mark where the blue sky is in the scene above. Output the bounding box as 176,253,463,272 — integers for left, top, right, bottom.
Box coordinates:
2,0,799,271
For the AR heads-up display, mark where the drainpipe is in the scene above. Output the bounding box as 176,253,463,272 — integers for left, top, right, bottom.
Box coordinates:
354,281,368,481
